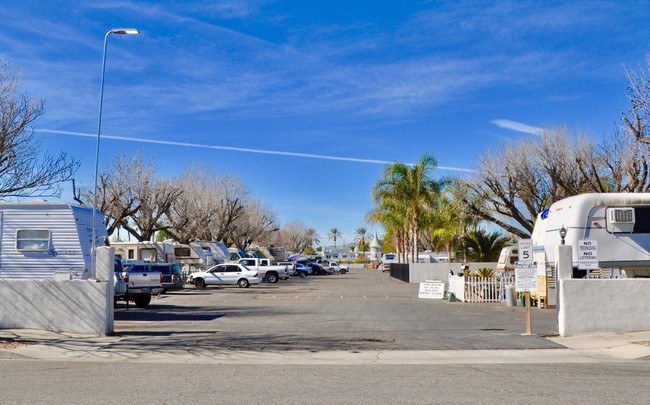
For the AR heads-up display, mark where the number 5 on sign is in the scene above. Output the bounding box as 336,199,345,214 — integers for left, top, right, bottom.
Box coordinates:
518,239,533,262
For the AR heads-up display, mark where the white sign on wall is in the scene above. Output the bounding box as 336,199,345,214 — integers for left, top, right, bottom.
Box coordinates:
418,281,445,299
515,261,538,293
578,239,598,270
518,239,533,262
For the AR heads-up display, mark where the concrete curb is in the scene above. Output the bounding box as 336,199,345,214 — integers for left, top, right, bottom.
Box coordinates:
2,328,650,364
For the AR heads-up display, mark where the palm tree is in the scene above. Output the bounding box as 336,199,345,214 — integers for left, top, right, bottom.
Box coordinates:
430,191,462,261
463,229,510,262
366,199,409,262
371,154,443,262
354,227,369,252
328,227,342,250
305,228,320,249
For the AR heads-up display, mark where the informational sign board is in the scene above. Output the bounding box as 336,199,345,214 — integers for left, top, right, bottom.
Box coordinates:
515,261,538,293
518,239,533,262
578,239,598,270
418,280,445,299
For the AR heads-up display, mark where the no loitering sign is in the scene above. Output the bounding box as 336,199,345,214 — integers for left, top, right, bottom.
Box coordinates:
578,239,598,270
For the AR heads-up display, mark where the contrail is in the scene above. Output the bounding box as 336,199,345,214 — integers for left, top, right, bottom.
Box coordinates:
490,119,544,135
38,129,476,173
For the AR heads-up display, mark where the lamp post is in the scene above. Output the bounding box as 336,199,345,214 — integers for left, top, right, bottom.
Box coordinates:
91,28,139,277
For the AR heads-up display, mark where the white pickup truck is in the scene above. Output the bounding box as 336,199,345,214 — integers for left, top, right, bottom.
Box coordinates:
115,260,164,308
236,258,290,283
328,261,349,274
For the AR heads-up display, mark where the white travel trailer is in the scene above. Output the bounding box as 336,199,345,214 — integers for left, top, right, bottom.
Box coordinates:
112,240,212,271
532,193,650,277
111,240,176,263
196,241,230,265
0,201,107,279
171,242,209,271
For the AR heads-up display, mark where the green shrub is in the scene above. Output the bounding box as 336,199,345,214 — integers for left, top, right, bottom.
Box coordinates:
474,268,495,278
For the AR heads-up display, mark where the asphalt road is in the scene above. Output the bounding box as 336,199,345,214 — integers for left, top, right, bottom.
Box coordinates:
3,269,650,404
1,361,649,404
112,267,561,352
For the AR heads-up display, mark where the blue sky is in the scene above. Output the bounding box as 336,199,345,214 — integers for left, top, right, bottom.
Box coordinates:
1,1,649,246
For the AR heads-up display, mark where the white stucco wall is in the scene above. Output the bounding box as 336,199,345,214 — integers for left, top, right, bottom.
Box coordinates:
409,262,497,283
0,247,114,335
559,279,650,336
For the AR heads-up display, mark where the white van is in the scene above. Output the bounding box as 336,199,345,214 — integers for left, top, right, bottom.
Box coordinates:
381,253,398,272
532,193,650,277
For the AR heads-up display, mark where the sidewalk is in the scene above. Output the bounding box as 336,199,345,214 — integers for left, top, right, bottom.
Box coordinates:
2,328,649,364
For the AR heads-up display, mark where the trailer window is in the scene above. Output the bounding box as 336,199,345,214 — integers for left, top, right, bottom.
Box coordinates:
633,207,650,233
140,248,157,262
175,247,191,257
16,229,51,251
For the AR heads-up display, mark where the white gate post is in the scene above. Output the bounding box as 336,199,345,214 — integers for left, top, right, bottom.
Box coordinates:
555,245,572,336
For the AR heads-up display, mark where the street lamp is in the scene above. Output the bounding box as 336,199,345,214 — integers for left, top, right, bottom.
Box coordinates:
91,28,139,277
559,226,567,245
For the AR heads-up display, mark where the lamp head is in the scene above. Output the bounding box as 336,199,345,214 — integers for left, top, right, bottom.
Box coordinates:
559,226,567,245
111,28,140,35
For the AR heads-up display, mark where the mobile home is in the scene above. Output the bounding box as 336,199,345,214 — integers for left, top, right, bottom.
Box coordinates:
532,193,650,277
0,202,107,279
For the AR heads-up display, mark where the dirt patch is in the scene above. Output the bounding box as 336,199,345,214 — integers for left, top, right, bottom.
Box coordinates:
633,341,650,347
0,339,31,349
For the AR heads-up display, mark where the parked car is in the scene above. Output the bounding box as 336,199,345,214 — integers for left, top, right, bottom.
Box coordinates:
311,263,334,275
328,261,349,274
294,262,311,278
189,263,262,288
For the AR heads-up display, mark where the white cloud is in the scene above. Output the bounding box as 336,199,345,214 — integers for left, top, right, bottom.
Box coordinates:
490,119,544,135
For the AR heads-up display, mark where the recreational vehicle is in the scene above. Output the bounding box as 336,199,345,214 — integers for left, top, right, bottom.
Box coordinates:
196,241,230,265
111,240,176,263
0,201,107,279
172,242,209,271
496,245,518,273
112,240,212,274
532,193,650,278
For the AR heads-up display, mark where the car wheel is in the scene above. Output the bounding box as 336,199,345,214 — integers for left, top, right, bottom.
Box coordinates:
238,278,250,288
194,278,206,288
162,288,168,294
266,272,278,284
340,270,346,274
298,271,306,278
134,294,151,308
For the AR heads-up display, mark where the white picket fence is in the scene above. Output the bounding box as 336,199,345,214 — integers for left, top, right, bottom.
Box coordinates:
448,274,516,303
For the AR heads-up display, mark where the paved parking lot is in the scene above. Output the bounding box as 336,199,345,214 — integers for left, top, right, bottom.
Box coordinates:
114,268,562,352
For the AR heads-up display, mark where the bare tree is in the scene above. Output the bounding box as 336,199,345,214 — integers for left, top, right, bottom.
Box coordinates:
125,175,181,241
276,221,310,253
74,154,141,236
0,59,78,198
622,60,650,144
457,128,611,238
207,174,249,246
229,199,279,249
166,165,219,243
81,154,181,241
